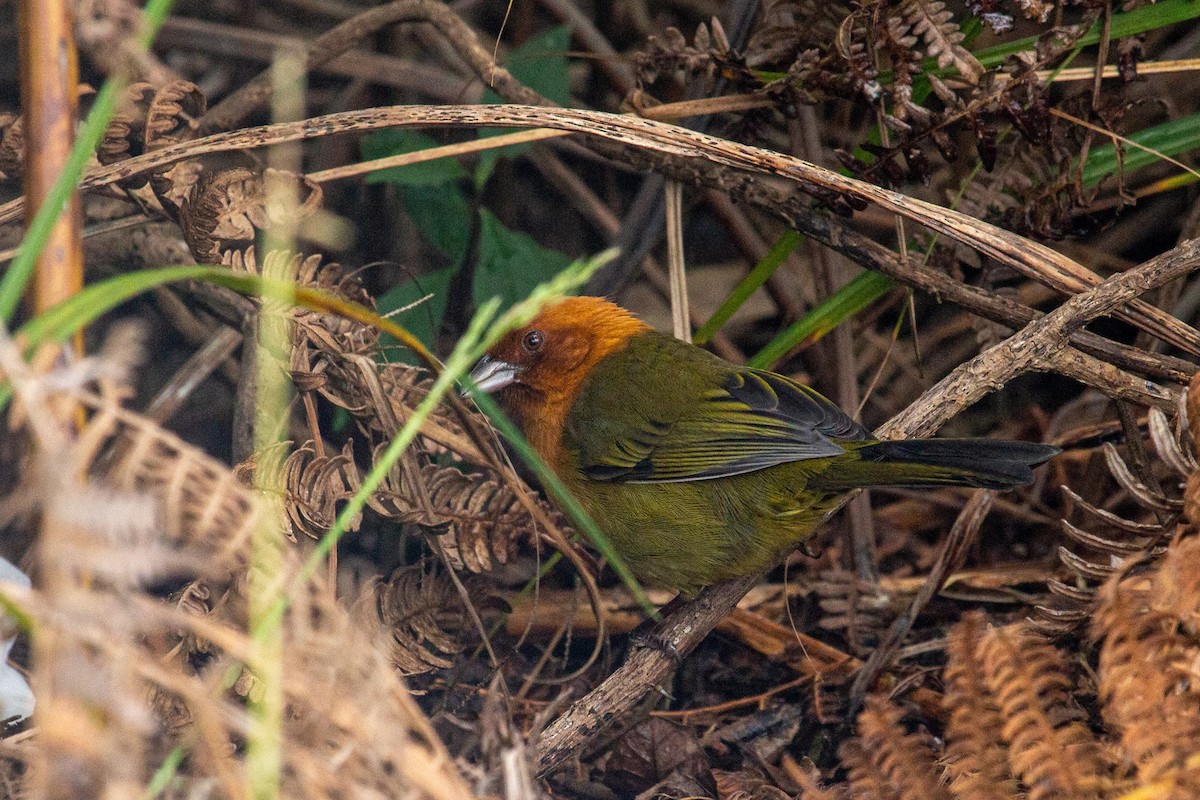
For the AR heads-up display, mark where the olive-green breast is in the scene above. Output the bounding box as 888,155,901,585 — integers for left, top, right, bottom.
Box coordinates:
557,332,860,591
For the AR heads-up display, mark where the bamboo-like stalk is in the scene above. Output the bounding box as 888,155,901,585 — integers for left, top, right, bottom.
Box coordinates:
18,0,83,321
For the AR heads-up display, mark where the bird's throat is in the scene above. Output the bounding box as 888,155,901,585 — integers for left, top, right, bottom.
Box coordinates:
499,385,571,473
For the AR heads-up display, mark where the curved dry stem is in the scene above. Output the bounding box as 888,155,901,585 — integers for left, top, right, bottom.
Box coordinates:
2,103,1195,360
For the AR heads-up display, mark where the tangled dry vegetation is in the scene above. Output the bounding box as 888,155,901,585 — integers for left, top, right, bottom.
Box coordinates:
0,0,1199,797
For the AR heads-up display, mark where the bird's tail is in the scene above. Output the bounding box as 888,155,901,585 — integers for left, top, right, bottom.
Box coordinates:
810,439,1059,491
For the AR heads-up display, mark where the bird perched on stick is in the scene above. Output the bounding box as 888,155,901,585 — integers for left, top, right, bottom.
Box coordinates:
469,296,1057,593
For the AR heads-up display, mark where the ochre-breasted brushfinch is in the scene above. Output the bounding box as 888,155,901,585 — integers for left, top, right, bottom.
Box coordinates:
469,297,1057,592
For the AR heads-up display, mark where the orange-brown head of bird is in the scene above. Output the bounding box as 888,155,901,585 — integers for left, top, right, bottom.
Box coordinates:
470,296,649,462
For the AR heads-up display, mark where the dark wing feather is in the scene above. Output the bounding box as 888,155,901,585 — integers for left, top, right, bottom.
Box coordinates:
570,338,872,483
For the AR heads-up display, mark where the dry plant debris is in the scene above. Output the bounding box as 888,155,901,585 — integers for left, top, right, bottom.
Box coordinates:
1,0,1199,797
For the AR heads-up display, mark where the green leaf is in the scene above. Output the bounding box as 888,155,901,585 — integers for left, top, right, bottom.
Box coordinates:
748,270,895,369
1079,112,1200,187
359,132,473,270
360,129,469,187
399,183,472,268
473,209,572,310
482,25,572,107
476,25,571,187
376,266,456,359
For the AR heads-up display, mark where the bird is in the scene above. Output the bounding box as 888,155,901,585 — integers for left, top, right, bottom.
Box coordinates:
468,296,1058,593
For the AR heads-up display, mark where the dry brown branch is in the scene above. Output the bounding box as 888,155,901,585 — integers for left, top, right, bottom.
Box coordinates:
790,209,1194,387
3,104,1197,361
7,77,1190,402
197,0,544,134
534,570,763,773
878,238,1200,439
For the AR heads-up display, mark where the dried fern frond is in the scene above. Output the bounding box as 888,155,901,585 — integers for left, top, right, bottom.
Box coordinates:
9,557,474,798
420,463,534,573
790,757,851,800
223,245,370,307
243,439,363,542
979,622,1112,800
838,739,891,800
745,0,851,70
83,394,259,572
813,569,904,649
98,80,205,168
850,694,952,800
1034,391,1190,636
0,85,97,184
180,167,323,262
223,248,382,411
354,563,470,676
356,359,488,462
942,612,1020,800
1,342,257,584
888,0,983,85
0,111,23,181
1094,536,1200,797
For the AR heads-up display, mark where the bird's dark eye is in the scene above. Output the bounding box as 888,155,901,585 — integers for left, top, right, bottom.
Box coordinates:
522,330,545,353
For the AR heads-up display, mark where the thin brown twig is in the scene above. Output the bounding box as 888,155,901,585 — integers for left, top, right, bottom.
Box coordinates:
157,16,475,104
651,674,811,721
197,0,546,134
144,326,244,424
847,491,994,711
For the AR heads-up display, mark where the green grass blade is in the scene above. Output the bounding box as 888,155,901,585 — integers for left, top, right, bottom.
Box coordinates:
694,230,803,346
1079,112,1200,187
748,270,894,369
974,0,1200,69
0,80,121,321
16,266,221,348
0,0,176,322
